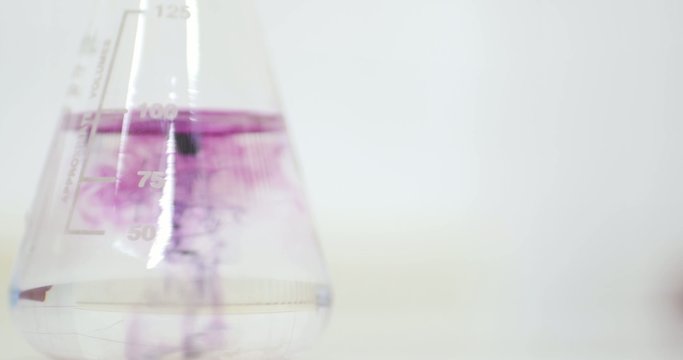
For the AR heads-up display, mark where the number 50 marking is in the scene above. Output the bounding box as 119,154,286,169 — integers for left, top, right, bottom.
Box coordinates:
128,225,157,241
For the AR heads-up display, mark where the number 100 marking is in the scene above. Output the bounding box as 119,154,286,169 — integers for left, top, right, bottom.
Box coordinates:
139,103,178,120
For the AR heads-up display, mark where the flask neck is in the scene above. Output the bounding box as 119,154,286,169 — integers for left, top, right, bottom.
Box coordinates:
86,0,279,113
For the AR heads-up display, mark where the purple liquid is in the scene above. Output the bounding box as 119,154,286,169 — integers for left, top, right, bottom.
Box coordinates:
68,110,299,237
12,110,331,359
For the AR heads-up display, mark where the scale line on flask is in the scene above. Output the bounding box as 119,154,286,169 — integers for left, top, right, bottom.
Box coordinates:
64,10,144,236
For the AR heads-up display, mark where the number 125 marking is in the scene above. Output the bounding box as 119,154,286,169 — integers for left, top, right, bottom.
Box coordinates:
156,4,191,19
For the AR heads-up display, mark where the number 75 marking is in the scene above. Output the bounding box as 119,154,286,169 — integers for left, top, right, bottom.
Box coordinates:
137,171,166,189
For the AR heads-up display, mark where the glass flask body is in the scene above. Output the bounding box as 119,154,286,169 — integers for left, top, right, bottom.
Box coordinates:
10,1,332,359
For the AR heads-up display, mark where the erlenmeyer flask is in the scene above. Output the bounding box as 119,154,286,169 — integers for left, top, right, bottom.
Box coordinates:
9,1,332,359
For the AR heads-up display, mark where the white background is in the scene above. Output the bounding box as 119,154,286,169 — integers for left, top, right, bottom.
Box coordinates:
2,0,683,359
